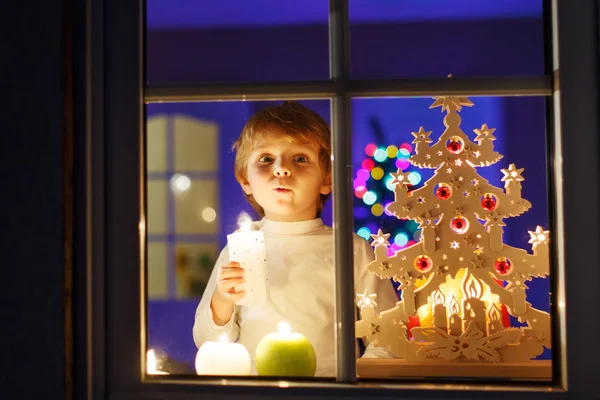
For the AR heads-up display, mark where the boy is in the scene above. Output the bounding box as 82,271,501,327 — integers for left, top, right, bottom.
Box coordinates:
193,102,398,376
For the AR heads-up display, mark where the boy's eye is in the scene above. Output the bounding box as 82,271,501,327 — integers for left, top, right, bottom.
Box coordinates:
294,155,309,163
258,155,274,163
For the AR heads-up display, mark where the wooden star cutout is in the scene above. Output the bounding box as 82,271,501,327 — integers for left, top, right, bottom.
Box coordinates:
470,255,484,269
528,226,550,244
473,124,497,142
411,126,433,144
371,229,391,247
484,210,506,227
356,289,378,308
430,96,474,112
390,170,410,185
450,241,460,249
501,163,525,183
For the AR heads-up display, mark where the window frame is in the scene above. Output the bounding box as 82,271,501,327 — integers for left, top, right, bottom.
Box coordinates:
74,0,600,398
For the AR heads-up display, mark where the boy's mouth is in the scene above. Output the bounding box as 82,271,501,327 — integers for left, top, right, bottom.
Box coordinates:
274,187,291,193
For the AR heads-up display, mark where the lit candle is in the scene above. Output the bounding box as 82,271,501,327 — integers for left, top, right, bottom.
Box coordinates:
227,213,269,306
255,322,317,377
195,333,252,376
447,295,462,336
487,303,504,335
462,273,487,333
146,349,169,375
432,290,447,333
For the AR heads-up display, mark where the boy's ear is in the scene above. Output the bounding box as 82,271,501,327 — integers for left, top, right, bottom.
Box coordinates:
320,172,332,195
240,180,253,195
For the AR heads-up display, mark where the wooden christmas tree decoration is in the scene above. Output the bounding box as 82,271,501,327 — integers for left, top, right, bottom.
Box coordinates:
355,95,551,378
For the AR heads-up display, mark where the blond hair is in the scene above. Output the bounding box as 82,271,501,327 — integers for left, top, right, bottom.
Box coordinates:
232,102,331,217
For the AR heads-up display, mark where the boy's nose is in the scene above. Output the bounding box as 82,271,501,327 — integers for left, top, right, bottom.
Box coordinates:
274,166,291,177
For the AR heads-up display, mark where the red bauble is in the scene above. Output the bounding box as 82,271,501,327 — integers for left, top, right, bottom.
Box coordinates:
481,195,496,211
435,185,451,200
494,258,511,275
446,138,463,153
450,216,469,234
415,255,432,272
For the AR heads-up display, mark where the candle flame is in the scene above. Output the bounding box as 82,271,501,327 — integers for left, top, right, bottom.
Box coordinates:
432,290,445,306
278,321,291,334
487,303,502,322
448,295,460,315
218,333,229,344
147,349,169,375
462,272,483,299
237,212,252,232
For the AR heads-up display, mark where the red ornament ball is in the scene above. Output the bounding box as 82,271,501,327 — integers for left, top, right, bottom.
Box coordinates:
435,185,451,200
481,194,496,211
446,138,464,154
415,255,432,272
450,216,469,234
494,257,512,275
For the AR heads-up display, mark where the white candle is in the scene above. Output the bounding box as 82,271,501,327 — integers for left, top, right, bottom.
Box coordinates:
195,334,252,376
227,214,269,306
146,349,169,375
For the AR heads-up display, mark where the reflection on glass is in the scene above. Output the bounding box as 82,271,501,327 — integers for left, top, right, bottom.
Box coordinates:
349,0,544,78
351,96,551,380
146,1,329,84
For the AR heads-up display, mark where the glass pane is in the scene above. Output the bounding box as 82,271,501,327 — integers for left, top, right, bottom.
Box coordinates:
351,96,552,381
349,0,545,79
146,100,359,379
146,0,329,84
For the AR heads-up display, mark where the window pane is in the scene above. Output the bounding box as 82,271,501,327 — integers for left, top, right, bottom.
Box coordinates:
146,100,352,379
146,0,329,84
349,0,545,79
351,96,552,381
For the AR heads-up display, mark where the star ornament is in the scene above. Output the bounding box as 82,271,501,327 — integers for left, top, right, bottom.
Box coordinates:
356,289,378,309
390,170,410,185
473,124,497,142
528,226,550,244
371,229,391,247
484,210,506,228
501,163,525,183
411,126,433,144
430,96,474,112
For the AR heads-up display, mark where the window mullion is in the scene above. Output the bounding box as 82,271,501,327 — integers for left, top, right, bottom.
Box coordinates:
329,0,355,383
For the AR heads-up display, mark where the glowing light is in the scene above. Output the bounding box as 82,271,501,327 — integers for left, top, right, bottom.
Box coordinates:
383,202,393,216
371,167,384,180
357,227,371,240
396,158,410,170
353,178,366,189
170,173,191,194
399,143,413,153
408,171,422,185
362,191,377,205
385,176,395,191
371,203,384,216
354,186,367,198
373,148,388,162
386,145,398,158
361,158,375,170
398,148,411,158
357,169,370,181
278,321,291,334
201,207,217,222
365,143,377,157
394,232,409,246
237,212,252,231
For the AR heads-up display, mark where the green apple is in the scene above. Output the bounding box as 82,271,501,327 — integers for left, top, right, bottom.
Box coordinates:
255,331,317,377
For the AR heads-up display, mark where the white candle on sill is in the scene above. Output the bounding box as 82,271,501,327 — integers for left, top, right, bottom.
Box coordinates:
227,213,269,306
195,334,252,376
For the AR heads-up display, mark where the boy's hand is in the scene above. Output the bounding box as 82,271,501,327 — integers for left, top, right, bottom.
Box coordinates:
210,262,245,325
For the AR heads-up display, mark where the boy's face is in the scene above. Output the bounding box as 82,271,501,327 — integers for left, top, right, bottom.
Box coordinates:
240,135,331,222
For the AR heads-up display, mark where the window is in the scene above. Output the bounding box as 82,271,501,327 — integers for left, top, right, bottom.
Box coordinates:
84,0,600,398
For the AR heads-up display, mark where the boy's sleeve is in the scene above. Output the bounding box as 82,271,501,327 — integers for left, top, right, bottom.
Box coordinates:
354,235,399,358
192,246,240,348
